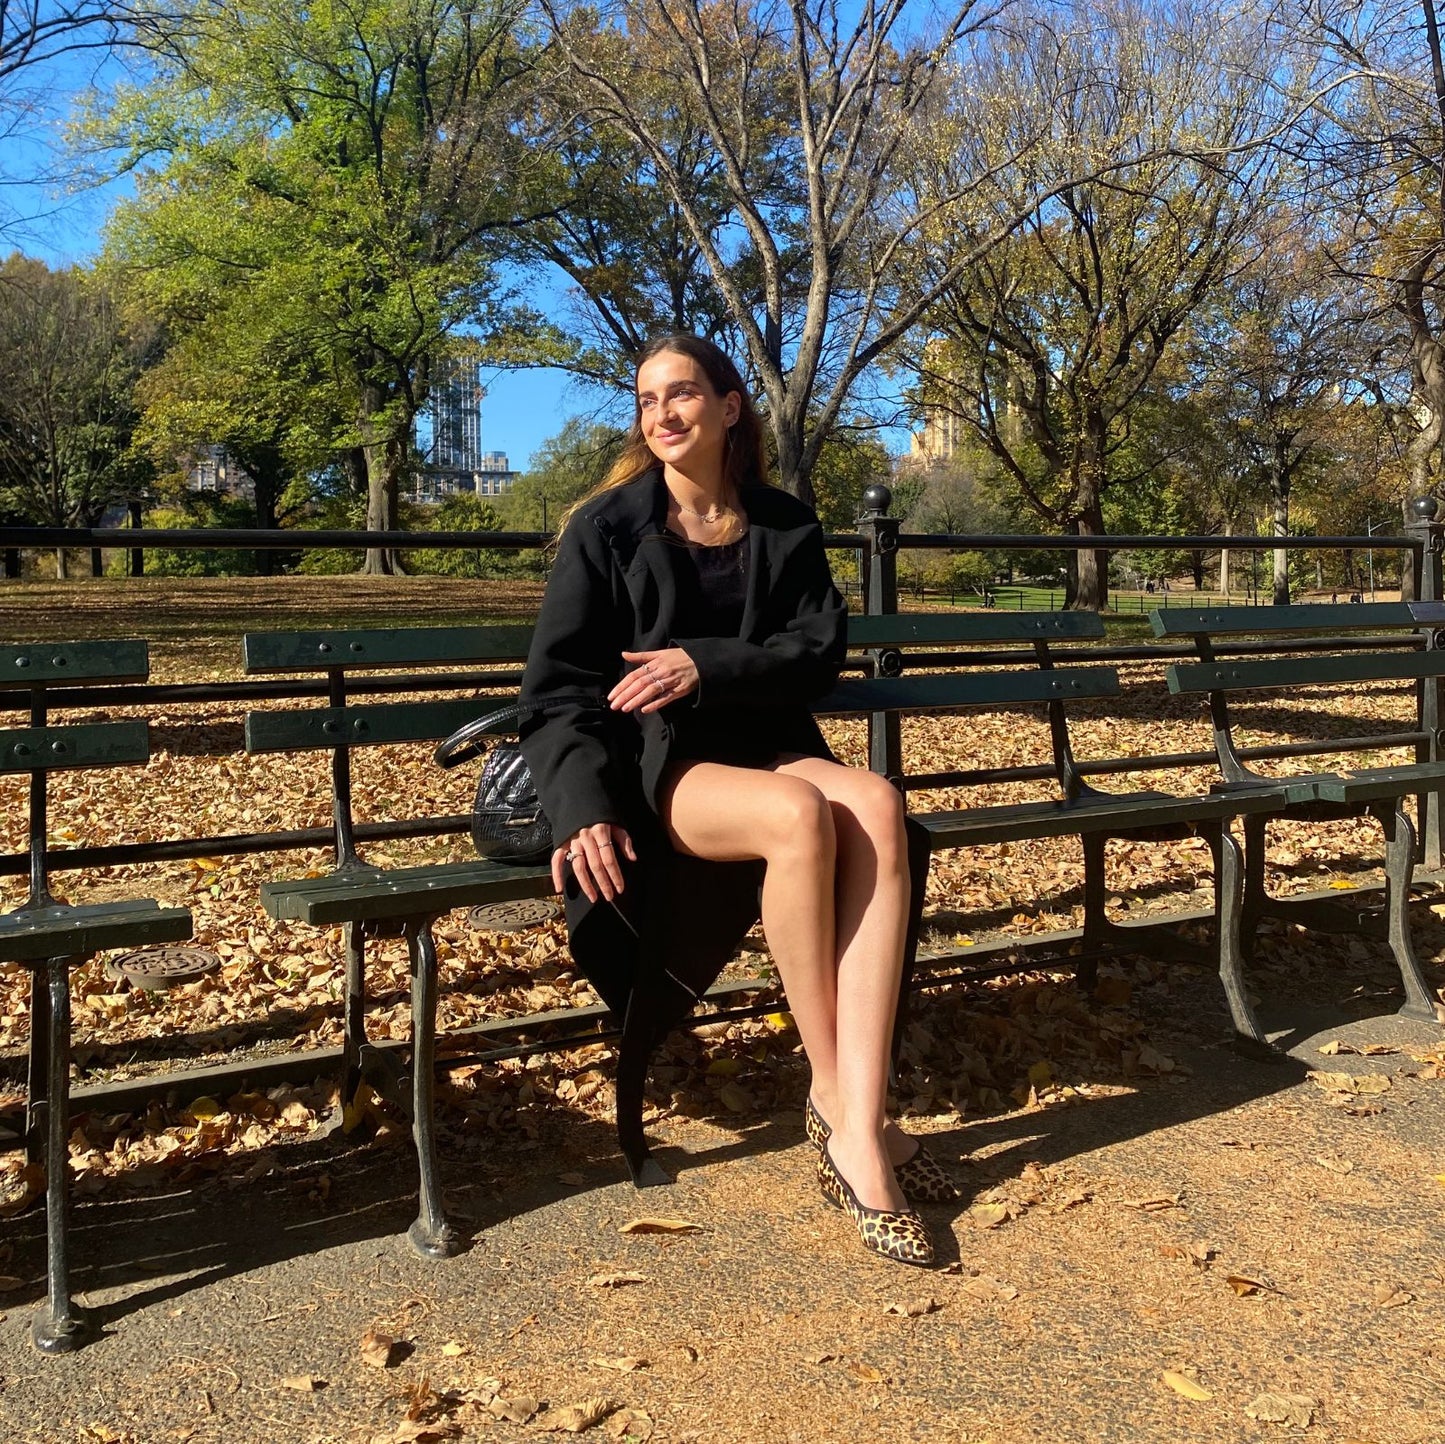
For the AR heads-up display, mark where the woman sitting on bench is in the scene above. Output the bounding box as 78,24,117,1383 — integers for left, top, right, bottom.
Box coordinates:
520,334,955,1269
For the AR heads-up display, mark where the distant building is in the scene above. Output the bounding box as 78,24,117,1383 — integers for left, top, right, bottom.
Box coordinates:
185,444,255,501
414,359,519,502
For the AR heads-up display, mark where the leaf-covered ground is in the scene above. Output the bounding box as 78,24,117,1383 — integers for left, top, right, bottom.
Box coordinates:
0,579,1442,1441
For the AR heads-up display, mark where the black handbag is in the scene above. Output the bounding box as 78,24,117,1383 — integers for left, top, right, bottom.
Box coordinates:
434,694,595,865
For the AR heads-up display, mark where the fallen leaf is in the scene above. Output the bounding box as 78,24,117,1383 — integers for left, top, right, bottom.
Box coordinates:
487,1394,539,1425
360,1327,401,1368
1313,1153,1355,1174
847,1360,886,1384
1244,1392,1315,1426
617,1217,703,1235
589,1356,648,1372
884,1297,941,1317
807,1351,839,1365
959,1274,1019,1302
0,1274,25,1293
0,1162,44,1218
1225,1274,1278,1297
716,1082,754,1113
439,1340,467,1357
968,1201,1012,1229
586,1271,647,1289
1162,1370,1213,1401
1309,1070,1391,1095
1373,1284,1414,1309
1122,1192,1183,1212
279,1375,325,1392
392,1423,461,1442
605,1408,654,1441
534,1395,615,1432
557,1172,586,1187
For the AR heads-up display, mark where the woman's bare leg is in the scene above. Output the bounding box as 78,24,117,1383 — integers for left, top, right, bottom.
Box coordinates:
774,757,912,1205
660,757,912,1212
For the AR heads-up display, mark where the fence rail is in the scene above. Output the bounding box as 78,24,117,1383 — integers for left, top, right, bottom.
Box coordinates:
2,488,1444,1099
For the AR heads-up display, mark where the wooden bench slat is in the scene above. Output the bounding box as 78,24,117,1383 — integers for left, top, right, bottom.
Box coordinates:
844,612,1106,647
0,640,149,688
245,698,501,753
243,626,534,673
815,668,1119,714
260,859,552,925
1151,603,1417,637
1167,650,1445,695
919,786,1288,846
1309,762,1445,804
0,899,192,961
0,721,150,773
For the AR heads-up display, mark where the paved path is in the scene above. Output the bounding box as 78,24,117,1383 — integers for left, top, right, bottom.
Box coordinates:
2,971,1443,1444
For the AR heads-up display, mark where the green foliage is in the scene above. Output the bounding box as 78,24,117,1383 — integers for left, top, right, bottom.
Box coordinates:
809,427,893,532
0,256,155,533
406,492,505,577
500,418,625,532
100,0,545,556
143,495,260,576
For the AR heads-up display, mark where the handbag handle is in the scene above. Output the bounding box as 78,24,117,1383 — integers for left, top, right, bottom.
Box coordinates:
434,691,602,769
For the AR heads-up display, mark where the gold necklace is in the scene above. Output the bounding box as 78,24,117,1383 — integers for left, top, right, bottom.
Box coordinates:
674,494,733,524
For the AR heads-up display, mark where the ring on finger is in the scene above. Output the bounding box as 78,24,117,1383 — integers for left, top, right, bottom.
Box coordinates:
600,841,614,851
565,850,576,861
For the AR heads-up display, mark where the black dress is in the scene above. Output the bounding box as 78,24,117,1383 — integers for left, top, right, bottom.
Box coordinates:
660,528,830,768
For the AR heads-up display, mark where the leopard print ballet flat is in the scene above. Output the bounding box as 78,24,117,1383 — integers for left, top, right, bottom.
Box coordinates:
817,1140,935,1268
805,1096,962,1205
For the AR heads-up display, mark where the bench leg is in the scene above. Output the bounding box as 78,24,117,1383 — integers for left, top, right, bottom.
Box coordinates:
1376,803,1441,1024
1207,824,1272,1052
25,960,51,1166
342,921,366,1108
1077,833,1108,992
403,920,461,1260
1240,813,1268,961
31,955,90,1353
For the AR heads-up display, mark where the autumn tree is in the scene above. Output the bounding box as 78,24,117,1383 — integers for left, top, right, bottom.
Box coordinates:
1305,0,1445,555
104,0,547,571
0,253,154,574
540,0,1052,506
901,0,1286,609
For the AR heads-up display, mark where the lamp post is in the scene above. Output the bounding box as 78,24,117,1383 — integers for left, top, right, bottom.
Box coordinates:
1366,516,1377,601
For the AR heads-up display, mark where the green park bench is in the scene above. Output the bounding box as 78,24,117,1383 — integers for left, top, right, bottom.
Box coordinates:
0,641,192,1353
838,610,1290,1048
241,611,1299,1260
1154,602,1445,1028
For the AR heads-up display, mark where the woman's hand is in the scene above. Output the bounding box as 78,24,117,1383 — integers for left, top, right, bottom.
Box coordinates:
609,648,699,714
552,822,636,903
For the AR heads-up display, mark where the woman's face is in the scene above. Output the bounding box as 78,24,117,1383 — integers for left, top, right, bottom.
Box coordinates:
635,349,741,483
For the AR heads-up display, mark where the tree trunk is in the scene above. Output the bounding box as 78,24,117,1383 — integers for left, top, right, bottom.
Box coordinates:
1219,520,1231,599
771,412,816,509
1399,251,1445,599
1190,550,1205,589
1271,451,1290,606
359,387,406,576
90,548,103,578
55,548,67,580
1071,464,1108,610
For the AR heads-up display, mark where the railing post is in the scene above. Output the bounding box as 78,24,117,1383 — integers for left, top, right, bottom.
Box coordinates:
1407,495,1444,868
857,483,903,785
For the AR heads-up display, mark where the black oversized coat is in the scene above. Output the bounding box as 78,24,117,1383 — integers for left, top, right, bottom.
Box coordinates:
519,469,847,1021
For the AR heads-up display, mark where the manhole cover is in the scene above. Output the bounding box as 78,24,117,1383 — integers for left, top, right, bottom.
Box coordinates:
467,898,559,933
105,945,221,991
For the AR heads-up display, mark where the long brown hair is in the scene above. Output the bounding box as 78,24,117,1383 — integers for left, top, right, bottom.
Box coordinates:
556,334,770,534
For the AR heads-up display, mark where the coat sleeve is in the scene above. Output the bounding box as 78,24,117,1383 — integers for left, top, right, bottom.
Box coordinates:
519,518,632,844
675,518,846,709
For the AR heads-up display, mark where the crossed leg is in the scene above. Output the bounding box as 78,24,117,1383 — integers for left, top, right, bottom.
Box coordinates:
658,753,912,1211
